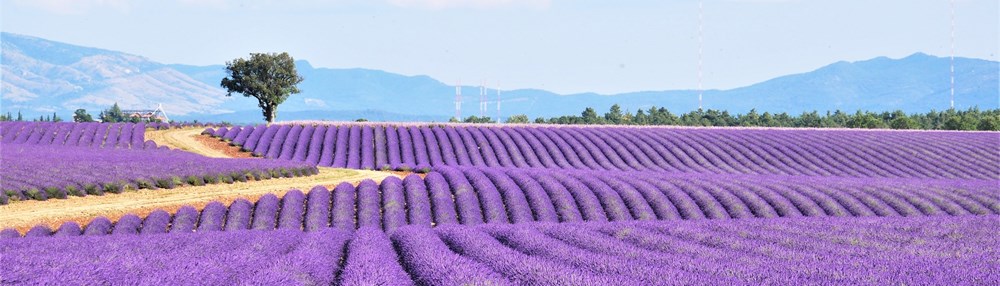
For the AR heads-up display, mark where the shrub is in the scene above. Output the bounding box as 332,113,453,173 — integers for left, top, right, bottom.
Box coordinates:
65,185,84,197
186,175,205,186
103,182,124,194
171,176,183,186
415,165,432,174
135,179,156,190
44,187,68,199
83,184,103,196
204,174,220,184
26,188,47,201
154,178,175,189
396,164,413,172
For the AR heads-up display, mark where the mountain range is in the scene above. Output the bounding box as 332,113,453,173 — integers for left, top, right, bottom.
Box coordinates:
2,32,997,123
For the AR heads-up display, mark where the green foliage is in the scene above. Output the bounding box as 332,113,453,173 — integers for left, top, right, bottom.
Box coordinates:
540,106,1000,131
65,185,83,197
83,184,101,195
26,188,46,201
136,179,156,190
73,108,94,122
186,175,205,186
221,52,304,123
460,116,496,123
44,187,66,199
604,104,624,124
100,103,126,123
505,114,530,124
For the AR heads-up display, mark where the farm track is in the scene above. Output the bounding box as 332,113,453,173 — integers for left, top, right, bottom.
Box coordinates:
145,128,233,158
0,127,404,233
0,168,399,233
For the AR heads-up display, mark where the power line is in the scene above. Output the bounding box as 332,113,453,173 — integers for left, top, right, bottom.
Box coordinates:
698,0,704,110
949,0,956,109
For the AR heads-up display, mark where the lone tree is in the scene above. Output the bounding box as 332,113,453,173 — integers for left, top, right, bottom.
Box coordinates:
221,52,304,123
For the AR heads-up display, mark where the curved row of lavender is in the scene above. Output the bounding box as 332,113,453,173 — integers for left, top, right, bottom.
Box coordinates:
12,168,997,235
2,122,147,148
2,215,996,285
210,124,999,179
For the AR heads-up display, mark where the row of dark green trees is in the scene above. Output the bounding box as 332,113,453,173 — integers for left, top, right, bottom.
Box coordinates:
463,105,998,131
0,111,62,122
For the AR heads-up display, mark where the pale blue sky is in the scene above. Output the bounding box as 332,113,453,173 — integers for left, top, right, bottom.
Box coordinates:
3,0,997,94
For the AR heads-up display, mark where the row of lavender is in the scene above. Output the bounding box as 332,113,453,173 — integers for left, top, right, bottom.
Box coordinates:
0,144,318,205
11,168,996,234
208,124,1000,179
2,215,996,285
2,122,146,149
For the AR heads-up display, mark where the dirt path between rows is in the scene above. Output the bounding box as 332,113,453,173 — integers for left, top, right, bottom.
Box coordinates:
144,128,232,158
0,168,399,233
0,127,406,234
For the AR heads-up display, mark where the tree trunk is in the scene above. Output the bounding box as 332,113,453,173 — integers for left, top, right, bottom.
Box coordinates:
265,105,277,124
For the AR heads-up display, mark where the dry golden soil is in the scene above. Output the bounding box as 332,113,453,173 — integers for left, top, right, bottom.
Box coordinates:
0,127,401,233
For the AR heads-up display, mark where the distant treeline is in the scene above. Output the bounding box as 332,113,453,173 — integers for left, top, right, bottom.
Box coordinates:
0,111,62,122
489,105,999,131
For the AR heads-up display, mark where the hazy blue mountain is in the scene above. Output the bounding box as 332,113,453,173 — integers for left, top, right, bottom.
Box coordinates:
4,32,997,123
1,32,237,116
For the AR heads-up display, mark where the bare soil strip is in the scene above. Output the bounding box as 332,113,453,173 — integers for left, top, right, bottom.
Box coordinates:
0,127,409,234
0,168,397,233
144,128,232,158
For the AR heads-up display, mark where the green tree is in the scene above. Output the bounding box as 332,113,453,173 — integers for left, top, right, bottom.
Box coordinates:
505,114,530,124
16,110,23,121
534,117,547,124
888,110,916,129
977,114,999,131
448,117,460,123
739,109,761,126
604,104,624,124
581,107,601,124
634,109,649,125
462,115,495,123
221,52,304,123
847,111,881,129
101,103,124,122
797,111,821,127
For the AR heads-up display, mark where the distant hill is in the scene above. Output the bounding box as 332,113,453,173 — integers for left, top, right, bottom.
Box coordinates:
1,32,233,116
3,32,997,123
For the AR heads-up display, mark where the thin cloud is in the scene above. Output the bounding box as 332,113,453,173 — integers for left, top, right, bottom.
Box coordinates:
10,0,130,15
387,0,551,10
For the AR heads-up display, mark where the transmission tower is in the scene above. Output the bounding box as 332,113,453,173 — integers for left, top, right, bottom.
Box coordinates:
455,80,462,120
697,0,704,110
949,0,956,109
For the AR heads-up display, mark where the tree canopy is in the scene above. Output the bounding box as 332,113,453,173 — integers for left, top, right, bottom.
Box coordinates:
221,52,304,123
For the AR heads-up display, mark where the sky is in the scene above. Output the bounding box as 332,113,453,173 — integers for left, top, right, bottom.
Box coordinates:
2,0,997,95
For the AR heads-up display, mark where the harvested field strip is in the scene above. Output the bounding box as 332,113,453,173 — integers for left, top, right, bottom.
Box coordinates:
144,128,239,158
0,168,398,233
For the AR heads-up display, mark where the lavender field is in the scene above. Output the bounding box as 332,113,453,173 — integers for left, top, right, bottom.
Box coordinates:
216,124,999,179
2,215,997,284
0,122,318,205
1,122,998,284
